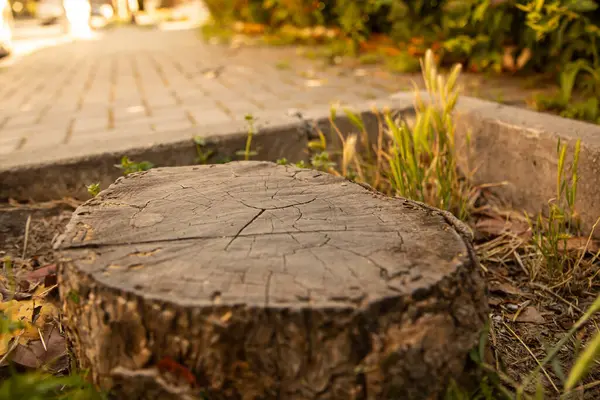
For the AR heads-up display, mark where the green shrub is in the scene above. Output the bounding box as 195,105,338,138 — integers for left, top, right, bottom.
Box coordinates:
202,0,600,123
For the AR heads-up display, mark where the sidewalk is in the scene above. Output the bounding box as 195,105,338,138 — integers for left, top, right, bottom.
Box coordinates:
0,25,538,172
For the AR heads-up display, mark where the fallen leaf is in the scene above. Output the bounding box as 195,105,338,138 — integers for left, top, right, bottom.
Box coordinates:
560,237,600,254
488,297,503,307
26,264,57,283
0,296,60,355
8,328,67,372
489,281,522,297
475,217,530,238
516,306,546,324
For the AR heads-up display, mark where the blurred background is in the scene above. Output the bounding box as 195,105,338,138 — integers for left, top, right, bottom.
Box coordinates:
0,0,206,60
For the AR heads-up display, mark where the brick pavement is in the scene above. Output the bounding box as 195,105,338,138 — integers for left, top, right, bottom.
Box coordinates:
0,25,537,168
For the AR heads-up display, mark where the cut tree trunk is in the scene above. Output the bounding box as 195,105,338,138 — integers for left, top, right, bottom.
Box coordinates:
56,161,488,400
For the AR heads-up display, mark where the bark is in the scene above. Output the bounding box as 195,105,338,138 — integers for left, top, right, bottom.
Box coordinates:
56,161,488,399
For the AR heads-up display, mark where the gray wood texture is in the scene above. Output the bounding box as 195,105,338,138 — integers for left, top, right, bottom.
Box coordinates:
57,161,487,399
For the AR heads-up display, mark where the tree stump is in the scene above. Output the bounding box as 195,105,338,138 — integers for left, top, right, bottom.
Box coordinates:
56,161,487,400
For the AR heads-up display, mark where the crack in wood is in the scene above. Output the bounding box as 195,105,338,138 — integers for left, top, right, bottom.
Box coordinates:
224,209,265,251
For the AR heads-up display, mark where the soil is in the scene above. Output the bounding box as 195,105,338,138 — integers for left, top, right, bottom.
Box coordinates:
0,199,79,269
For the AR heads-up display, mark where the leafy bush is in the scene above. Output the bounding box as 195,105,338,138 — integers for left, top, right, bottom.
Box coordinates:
203,0,600,123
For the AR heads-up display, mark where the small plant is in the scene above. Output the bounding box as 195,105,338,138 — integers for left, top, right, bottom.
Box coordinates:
534,60,600,124
528,138,582,275
86,183,101,197
194,136,215,164
0,370,105,400
276,158,289,165
386,49,473,219
115,156,154,175
236,114,259,161
292,49,473,220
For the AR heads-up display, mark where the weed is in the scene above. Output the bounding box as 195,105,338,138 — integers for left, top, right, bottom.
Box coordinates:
115,156,154,175
276,158,289,165
235,114,259,161
386,49,472,219
86,183,100,197
534,60,600,123
286,49,473,220
67,290,80,305
194,136,215,164
0,369,105,400
528,139,582,276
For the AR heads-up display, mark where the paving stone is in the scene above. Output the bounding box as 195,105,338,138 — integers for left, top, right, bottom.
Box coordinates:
71,117,109,135
149,107,188,121
151,118,194,133
0,137,22,154
187,109,231,126
21,130,68,150
0,24,539,173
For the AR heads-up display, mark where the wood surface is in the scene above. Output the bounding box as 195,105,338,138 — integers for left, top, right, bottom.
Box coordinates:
57,161,487,399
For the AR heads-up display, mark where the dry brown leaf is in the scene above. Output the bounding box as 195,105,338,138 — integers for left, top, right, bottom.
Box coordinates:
516,306,546,324
475,218,531,238
560,237,600,254
9,328,67,372
489,281,522,297
0,295,59,356
488,297,504,307
25,264,57,283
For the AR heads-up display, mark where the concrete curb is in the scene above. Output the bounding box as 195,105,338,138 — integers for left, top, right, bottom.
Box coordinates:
2,94,599,236
451,95,600,238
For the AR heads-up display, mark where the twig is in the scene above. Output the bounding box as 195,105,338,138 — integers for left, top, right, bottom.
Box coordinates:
33,284,58,299
560,380,600,398
22,214,32,260
513,250,529,277
38,328,47,351
503,322,560,393
530,282,584,315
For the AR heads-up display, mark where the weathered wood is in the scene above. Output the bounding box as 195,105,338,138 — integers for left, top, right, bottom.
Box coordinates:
56,161,487,400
